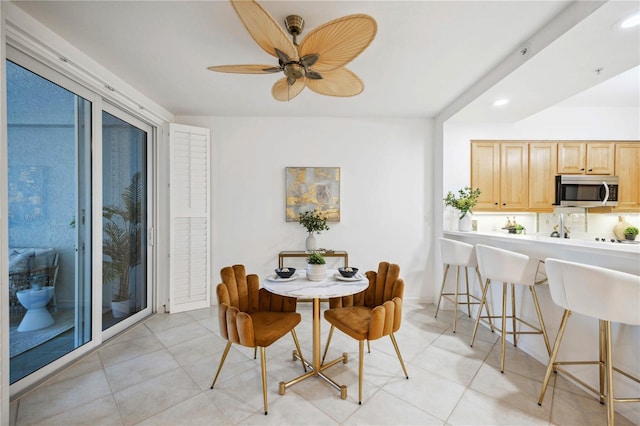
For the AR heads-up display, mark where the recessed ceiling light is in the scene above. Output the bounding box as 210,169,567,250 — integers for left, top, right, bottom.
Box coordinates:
493,99,509,107
620,12,640,29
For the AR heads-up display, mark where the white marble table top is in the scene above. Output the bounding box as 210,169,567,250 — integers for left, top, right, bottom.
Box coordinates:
263,269,368,299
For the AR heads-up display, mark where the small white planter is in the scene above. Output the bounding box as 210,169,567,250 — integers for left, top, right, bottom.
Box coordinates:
306,264,326,281
458,214,472,232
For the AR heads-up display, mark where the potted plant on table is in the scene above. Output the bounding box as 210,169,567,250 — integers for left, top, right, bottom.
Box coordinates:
624,226,638,241
306,252,327,281
103,173,142,318
444,186,482,232
299,209,330,251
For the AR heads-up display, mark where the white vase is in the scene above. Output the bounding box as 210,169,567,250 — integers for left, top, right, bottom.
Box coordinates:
306,264,326,281
458,213,472,232
306,233,317,251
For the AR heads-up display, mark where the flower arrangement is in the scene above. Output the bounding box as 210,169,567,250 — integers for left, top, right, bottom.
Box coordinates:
299,209,330,234
444,186,482,219
624,226,638,240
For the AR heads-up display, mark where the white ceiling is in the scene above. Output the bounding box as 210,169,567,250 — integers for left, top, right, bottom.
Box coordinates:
10,0,640,121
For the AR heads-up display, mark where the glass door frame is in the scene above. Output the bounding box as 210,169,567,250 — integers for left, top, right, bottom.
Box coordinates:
100,102,154,341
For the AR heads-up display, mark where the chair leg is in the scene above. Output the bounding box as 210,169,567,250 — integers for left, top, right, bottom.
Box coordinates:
367,340,371,353
464,266,472,317
538,309,571,405
471,278,491,347
254,347,257,359
358,340,364,405
530,285,551,356
605,321,614,426
259,346,268,415
390,333,409,379
599,320,607,404
290,329,306,372
434,264,450,318
453,265,460,333
211,341,232,389
511,283,517,347
501,282,508,373
321,325,335,365
475,267,494,331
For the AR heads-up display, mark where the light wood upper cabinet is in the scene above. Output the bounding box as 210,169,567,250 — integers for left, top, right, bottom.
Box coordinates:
557,142,614,175
471,141,528,211
529,142,557,212
614,143,640,211
471,141,500,210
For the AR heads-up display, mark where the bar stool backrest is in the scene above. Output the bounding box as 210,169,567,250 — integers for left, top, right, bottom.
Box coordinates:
545,259,640,326
476,244,539,285
440,238,477,267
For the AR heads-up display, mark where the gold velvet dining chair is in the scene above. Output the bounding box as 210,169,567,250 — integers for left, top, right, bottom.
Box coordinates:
210,264,306,415
321,261,409,404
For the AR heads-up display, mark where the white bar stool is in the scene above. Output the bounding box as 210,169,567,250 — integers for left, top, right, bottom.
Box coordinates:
471,244,551,373
538,259,640,426
435,238,493,333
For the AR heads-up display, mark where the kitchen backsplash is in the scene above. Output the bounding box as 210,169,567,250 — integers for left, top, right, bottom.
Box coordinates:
444,207,640,240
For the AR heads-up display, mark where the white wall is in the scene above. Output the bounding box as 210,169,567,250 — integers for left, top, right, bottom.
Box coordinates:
176,116,435,302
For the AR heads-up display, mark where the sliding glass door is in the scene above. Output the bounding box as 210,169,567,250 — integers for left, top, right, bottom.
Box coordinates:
5,51,155,387
101,107,152,334
6,59,92,383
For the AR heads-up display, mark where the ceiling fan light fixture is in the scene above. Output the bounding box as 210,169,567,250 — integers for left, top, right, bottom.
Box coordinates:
284,63,306,80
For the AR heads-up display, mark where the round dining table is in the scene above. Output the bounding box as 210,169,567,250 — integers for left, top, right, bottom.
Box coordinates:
263,269,368,399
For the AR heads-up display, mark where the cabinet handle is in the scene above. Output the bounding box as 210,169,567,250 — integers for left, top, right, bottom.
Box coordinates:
580,168,585,171
494,202,499,205
588,168,593,172
502,203,506,206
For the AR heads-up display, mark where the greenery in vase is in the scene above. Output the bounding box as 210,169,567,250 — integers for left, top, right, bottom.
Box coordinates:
624,226,639,236
444,186,482,219
299,209,330,234
307,252,326,265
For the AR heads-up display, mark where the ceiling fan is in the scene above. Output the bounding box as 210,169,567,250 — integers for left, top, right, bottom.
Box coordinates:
208,0,377,101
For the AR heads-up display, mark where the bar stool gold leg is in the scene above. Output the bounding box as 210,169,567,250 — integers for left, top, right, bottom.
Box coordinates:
501,282,508,373
434,265,451,318
538,309,571,405
471,278,491,347
599,320,606,404
321,325,335,365
260,347,268,415
290,328,306,372
530,285,551,355
453,265,460,332
511,283,517,347
211,341,232,389
358,340,364,405
605,321,614,425
464,266,472,317
475,267,494,332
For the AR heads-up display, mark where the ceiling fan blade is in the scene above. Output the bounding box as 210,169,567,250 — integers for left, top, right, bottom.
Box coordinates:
207,64,281,74
272,77,305,102
305,67,364,97
299,14,376,72
306,71,323,80
231,0,298,61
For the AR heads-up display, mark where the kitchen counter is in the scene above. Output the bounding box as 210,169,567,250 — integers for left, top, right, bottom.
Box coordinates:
443,230,640,274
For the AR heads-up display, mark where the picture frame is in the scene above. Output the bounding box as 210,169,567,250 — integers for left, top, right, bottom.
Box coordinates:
285,167,340,222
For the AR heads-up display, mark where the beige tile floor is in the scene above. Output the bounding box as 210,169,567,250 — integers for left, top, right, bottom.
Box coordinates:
9,301,639,425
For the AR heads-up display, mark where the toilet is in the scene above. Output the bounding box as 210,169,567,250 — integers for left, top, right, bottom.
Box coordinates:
16,286,55,332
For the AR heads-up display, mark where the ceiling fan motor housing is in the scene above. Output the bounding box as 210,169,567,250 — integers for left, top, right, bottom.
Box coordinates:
285,15,305,36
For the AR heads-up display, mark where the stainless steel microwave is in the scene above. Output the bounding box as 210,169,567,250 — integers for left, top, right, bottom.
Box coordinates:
554,175,619,207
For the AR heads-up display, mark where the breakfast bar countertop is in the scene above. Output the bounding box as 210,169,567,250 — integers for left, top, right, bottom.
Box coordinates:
443,230,640,275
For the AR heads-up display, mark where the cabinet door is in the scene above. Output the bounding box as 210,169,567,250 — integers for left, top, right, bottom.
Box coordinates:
615,143,640,211
529,142,557,211
500,143,529,210
557,142,585,174
586,143,614,175
471,141,500,210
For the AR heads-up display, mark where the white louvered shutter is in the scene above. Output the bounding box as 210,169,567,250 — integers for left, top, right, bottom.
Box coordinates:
169,123,211,313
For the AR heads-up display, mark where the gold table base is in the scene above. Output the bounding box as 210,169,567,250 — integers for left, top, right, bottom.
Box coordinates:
278,298,349,399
